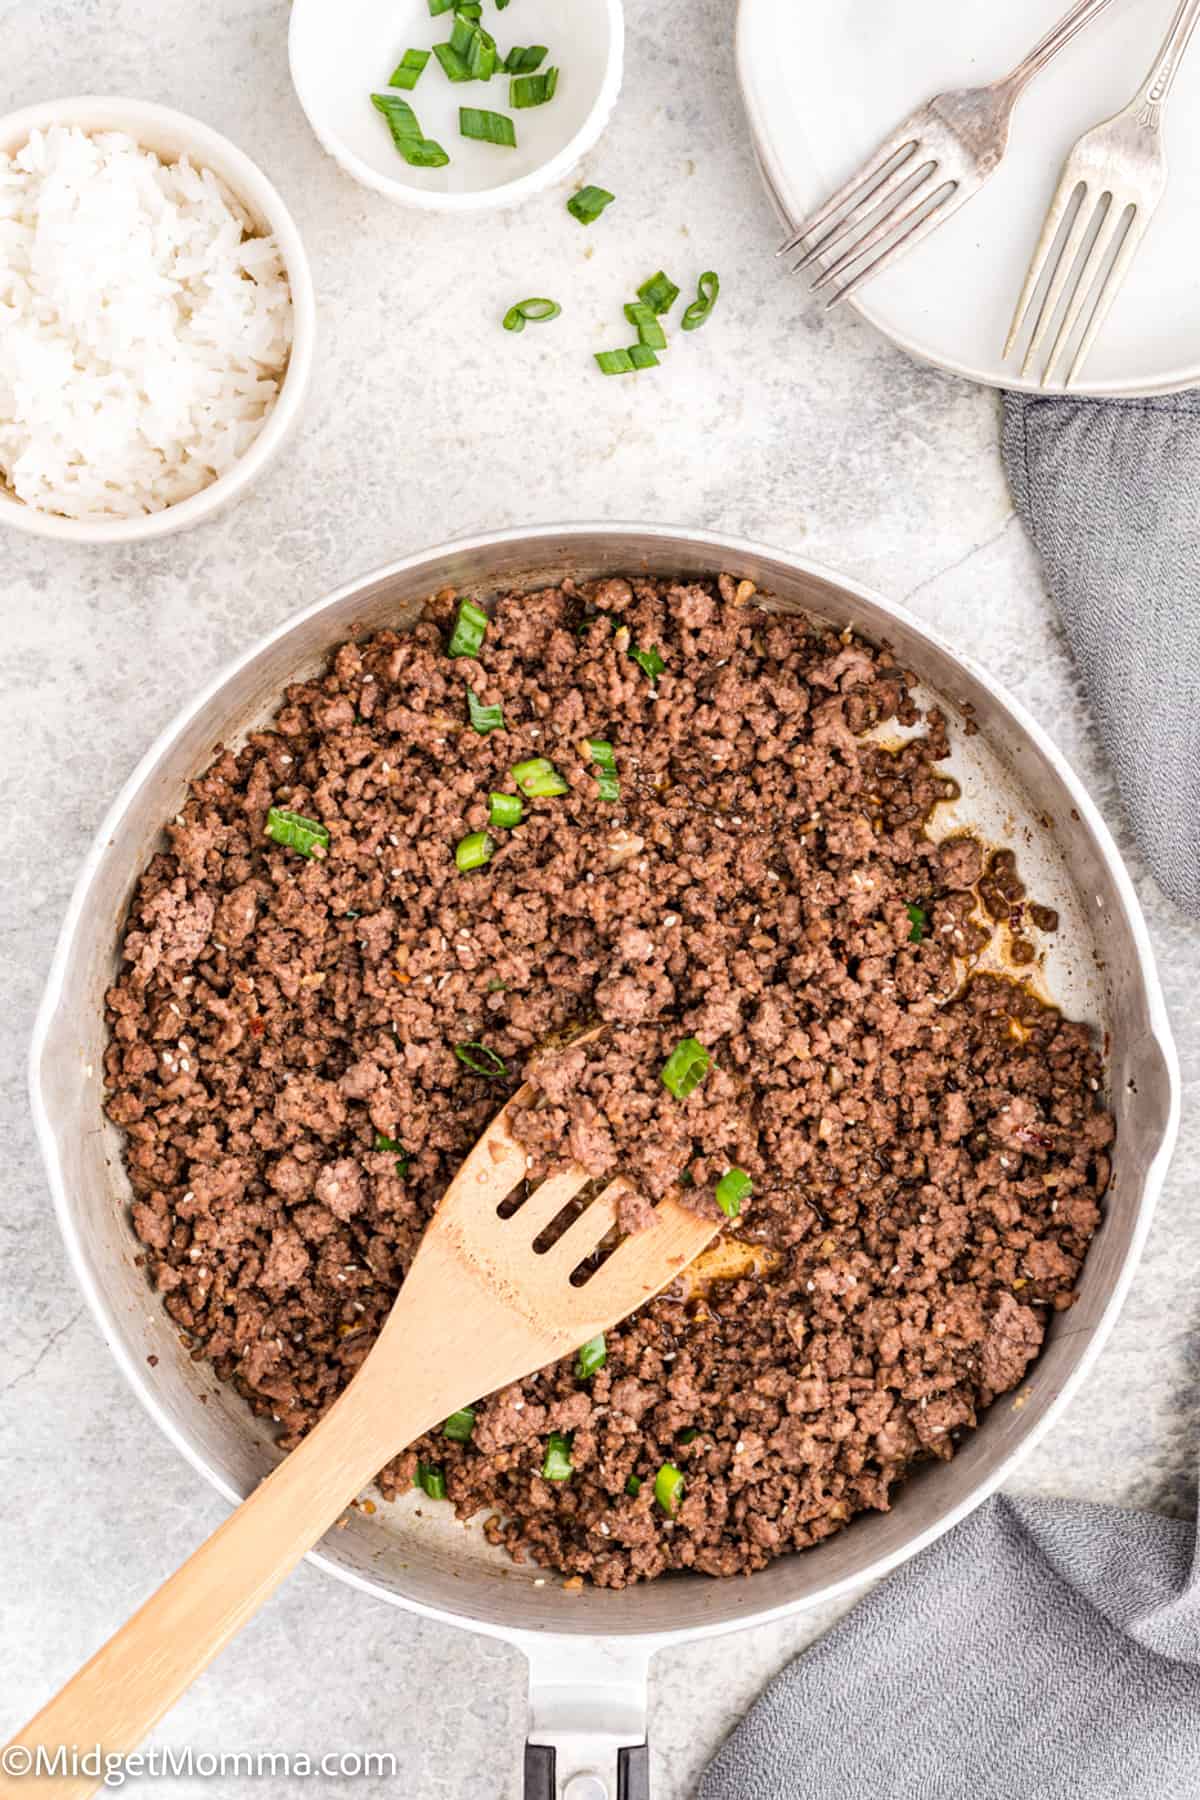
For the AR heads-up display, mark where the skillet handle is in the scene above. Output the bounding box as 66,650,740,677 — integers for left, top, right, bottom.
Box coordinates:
522,1638,652,1800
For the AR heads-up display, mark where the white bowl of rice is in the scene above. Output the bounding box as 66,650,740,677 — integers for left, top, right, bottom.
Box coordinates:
0,97,315,543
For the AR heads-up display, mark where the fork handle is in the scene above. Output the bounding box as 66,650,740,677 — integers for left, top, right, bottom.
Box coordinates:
999,0,1120,97
1134,0,1200,108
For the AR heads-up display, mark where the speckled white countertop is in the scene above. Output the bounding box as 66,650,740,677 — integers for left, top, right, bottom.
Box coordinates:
2,2,1197,1796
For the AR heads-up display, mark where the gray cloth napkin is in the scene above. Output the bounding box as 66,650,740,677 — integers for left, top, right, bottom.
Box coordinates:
699,1491,1200,1799
1001,390,1200,917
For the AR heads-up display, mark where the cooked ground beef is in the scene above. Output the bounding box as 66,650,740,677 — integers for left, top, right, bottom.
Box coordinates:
104,573,1113,1587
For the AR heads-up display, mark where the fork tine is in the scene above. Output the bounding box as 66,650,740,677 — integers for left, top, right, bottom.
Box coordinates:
822,179,960,307
575,1196,718,1316
1041,195,1127,386
777,125,922,258
513,1165,593,1239
1014,183,1093,378
791,148,928,272
539,1177,625,1275
1003,177,1085,362
1065,204,1146,388
810,165,941,292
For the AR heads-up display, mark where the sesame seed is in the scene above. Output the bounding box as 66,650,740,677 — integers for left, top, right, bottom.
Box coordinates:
534,1578,545,1587
734,1440,745,1454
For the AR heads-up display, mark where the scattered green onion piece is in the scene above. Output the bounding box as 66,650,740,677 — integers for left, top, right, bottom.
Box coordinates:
567,185,614,224
370,94,450,167
428,0,455,13
624,301,667,351
637,270,680,315
715,1167,752,1220
266,807,329,858
682,270,720,332
344,910,361,920
654,1462,685,1515
448,597,488,658
660,1036,711,1100
415,1461,447,1500
460,106,517,146
433,41,473,80
373,1131,411,1177
449,11,497,77
629,642,665,681
625,1473,642,1497
454,1040,508,1078
467,687,505,733
585,737,620,802
906,902,928,944
595,348,636,375
502,297,562,332
512,756,569,798
389,48,431,89
574,1334,607,1379
511,67,558,107
496,0,511,9
443,1407,476,1442
455,831,496,873
486,976,508,992
458,1,482,15
677,1428,701,1445
627,343,660,369
504,44,548,73
488,791,525,828
542,1432,574,1482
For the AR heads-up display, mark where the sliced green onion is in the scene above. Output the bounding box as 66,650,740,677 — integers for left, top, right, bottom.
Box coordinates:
595,348,636,375
574,1334,606,1379
496,0,511,9
454,1040,508,1078
682,270,720,332
627,343,660,369
906,902,928,944
637,270,680,316
370,94,450,167
448,597,488,658
415,1461,447,1499
654,1462,685,1515
624,301,667,351
677,1428,701,1445
502,297,562,333
504,44,547,73
586,737,620,802
457,1,482,15
428,0,456,13
625,1473,642,1497
373,1131,411,1177
443,1407,476,1442
660,1036,711,1100
449,11,497,77
455,831,496,872
485,976,508,992
488,791,525,828
715,1167,752,1220
389,48,431,89
567,185,614,224
266,807,329,858
467,687,505,733
433,41,473,80
511,67,558,107
460,106,516,146
512,756,569,798
629,642,665,682
541,1432,574,1481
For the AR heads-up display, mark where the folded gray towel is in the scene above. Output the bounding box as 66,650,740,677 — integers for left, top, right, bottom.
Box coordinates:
1001,391,1200,917
699,1492,1200,1799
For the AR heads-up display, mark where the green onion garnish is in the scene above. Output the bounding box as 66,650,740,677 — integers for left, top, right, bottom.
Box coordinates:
449,11,497,78
455,831,496,873
454,1040,508,1078
567,185,614,224
448,597,488,658
266,807,329,858
467,687,505,733
457,1,482,15
682,270,720,331
370,94,450,167
486,977,508,992
502,297,562,333
373,1131,411,1177
574,1334,606,1378
443,1407,476,1442
715,1167,752,1220
595,348,636,375
585,738,620,802
637,270,680,315
629,642,665,682
906,902,928,943
504,44,547,73
541,1432,574,1482
677,1428,701,1445
628,343,660,369
511,68,558,107
389,48,431,89
428,0,455,13
512,756,569,798
496,0,511,9
460,106,516,146
415,1461,447,1499
624,301,667,351
654,1462,685,1515
660,1037,711,1100
488,791,525,828
433,41,473,80
625,1473,642,1497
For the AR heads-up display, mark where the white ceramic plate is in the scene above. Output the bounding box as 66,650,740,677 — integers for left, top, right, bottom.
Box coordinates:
737,0,1200,395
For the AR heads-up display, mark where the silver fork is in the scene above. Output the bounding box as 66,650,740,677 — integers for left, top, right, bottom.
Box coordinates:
778,0,1120,309
1004,0,1200,388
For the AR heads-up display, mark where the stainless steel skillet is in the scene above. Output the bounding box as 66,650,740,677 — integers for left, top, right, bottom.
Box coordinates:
29,522,1178,1799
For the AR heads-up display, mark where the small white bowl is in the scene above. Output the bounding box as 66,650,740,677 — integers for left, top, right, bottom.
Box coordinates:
289,0,623,213
0,96,316,545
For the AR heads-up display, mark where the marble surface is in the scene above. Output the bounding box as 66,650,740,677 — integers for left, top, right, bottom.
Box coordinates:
2,1,1197,1796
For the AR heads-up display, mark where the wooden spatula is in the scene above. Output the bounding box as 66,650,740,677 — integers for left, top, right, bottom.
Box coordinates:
2,1083,721,1798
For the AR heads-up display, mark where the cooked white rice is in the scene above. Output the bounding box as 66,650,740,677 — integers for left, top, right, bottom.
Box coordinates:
0,126,294,519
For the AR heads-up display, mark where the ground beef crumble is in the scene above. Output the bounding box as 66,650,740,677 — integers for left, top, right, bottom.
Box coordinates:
104,574,1113,1587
